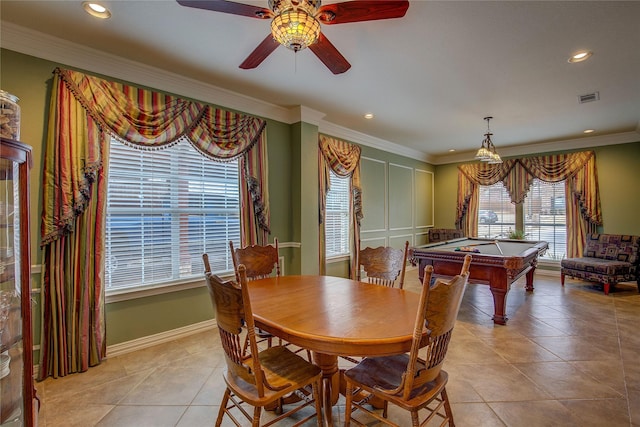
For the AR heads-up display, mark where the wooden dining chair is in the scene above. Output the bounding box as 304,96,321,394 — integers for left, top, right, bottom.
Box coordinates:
229,239,311,361
356,241,409,289
340,241,411,366
230,238,281,280
228,239,280,348
344,254,472,427
203,261,323,427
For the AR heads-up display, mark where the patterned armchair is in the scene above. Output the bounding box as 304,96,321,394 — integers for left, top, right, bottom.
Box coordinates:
561,234,640,294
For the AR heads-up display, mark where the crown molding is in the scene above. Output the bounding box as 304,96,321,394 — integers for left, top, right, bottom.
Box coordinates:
431,130,640,165
319,120,433,163
288,105,326,126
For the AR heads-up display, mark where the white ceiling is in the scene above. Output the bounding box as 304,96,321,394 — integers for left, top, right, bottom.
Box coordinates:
2,1,639,164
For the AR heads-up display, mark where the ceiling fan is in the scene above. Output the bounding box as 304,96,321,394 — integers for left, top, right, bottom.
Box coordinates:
176,0,410,74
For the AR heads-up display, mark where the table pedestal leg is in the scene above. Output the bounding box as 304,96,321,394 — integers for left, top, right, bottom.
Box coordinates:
312,352,339,427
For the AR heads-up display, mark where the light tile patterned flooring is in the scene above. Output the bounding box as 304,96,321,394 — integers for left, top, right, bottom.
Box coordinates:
36,268,640,426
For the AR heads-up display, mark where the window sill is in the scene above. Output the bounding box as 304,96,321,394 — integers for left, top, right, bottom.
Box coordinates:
326,254,350,263
106,271,235,303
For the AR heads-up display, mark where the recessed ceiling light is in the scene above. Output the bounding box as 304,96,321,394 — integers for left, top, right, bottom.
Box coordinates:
568,50,592,63
583,129,595,134
448,149,456,152
83,2,111,19
364,113,374,119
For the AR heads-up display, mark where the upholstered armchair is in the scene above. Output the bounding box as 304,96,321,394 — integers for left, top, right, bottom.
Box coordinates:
561,234,640,294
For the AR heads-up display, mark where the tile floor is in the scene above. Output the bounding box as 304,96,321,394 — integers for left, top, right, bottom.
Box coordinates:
35,268,640,426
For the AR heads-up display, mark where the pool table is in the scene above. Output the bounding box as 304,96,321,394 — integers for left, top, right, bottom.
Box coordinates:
410,237,548,325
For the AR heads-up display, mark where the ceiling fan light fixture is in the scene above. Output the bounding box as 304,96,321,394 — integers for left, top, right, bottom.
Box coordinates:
269,0,321,16
271,9,321,51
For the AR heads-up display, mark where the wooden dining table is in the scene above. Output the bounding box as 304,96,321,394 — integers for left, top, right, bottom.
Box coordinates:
248,275,425,426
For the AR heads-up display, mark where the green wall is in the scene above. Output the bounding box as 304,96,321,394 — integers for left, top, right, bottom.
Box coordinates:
593,143,640,235
359,144,435,248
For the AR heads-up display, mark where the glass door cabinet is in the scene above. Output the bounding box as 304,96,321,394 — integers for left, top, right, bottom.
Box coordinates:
0,137,36,426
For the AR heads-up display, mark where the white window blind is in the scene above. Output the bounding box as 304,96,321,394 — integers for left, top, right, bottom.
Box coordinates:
478,182,515,238
105,138,240,291
524,179,567,260
325,170,350,257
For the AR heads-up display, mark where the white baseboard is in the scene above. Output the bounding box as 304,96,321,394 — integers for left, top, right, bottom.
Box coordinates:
106,319,217,358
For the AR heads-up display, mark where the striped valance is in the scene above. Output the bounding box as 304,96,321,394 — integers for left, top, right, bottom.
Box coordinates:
458,153,599,210
56,68,265,153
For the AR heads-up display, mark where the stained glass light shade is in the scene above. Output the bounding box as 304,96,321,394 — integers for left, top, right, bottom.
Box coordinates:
271,9,321,52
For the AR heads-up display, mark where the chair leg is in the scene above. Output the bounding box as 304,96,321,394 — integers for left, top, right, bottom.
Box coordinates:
441,387,455,427
216,388,231,427
560,272,565,286
312,379,323,426
344,380,353,427
411,410,420,427
252,406,262,427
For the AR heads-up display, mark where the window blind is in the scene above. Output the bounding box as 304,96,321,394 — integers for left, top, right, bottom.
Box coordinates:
105,138,240,290
478,182,514,238
325,170,350,257
524,179,566,260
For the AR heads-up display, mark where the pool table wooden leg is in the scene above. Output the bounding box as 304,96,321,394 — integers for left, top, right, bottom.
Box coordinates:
525,265,536,292
489,286,508,325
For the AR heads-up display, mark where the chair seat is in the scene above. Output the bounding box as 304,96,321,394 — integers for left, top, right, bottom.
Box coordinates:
344,354,448,409
561,257,632,278
225,345,321,405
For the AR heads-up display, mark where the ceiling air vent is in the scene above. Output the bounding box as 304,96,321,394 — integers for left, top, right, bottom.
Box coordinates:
578,92,600,104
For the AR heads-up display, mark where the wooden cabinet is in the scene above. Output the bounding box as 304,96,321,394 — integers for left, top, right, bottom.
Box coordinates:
0,137,37,426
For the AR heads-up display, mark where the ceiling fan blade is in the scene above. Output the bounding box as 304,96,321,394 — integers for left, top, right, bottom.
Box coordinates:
239,34,280,69
317,0,409,25
309,33,351,75
176,0,272,19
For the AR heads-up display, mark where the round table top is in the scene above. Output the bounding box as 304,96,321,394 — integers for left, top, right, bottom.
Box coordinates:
248,275,423,357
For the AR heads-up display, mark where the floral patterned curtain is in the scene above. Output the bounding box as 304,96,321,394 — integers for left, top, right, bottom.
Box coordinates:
39,68,269,379
457,151,601,258
318,135,362,277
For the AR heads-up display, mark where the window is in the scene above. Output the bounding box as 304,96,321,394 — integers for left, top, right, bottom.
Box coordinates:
477,182,514,238
524,179,566,260
105,138,240,291
325,170,350,258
